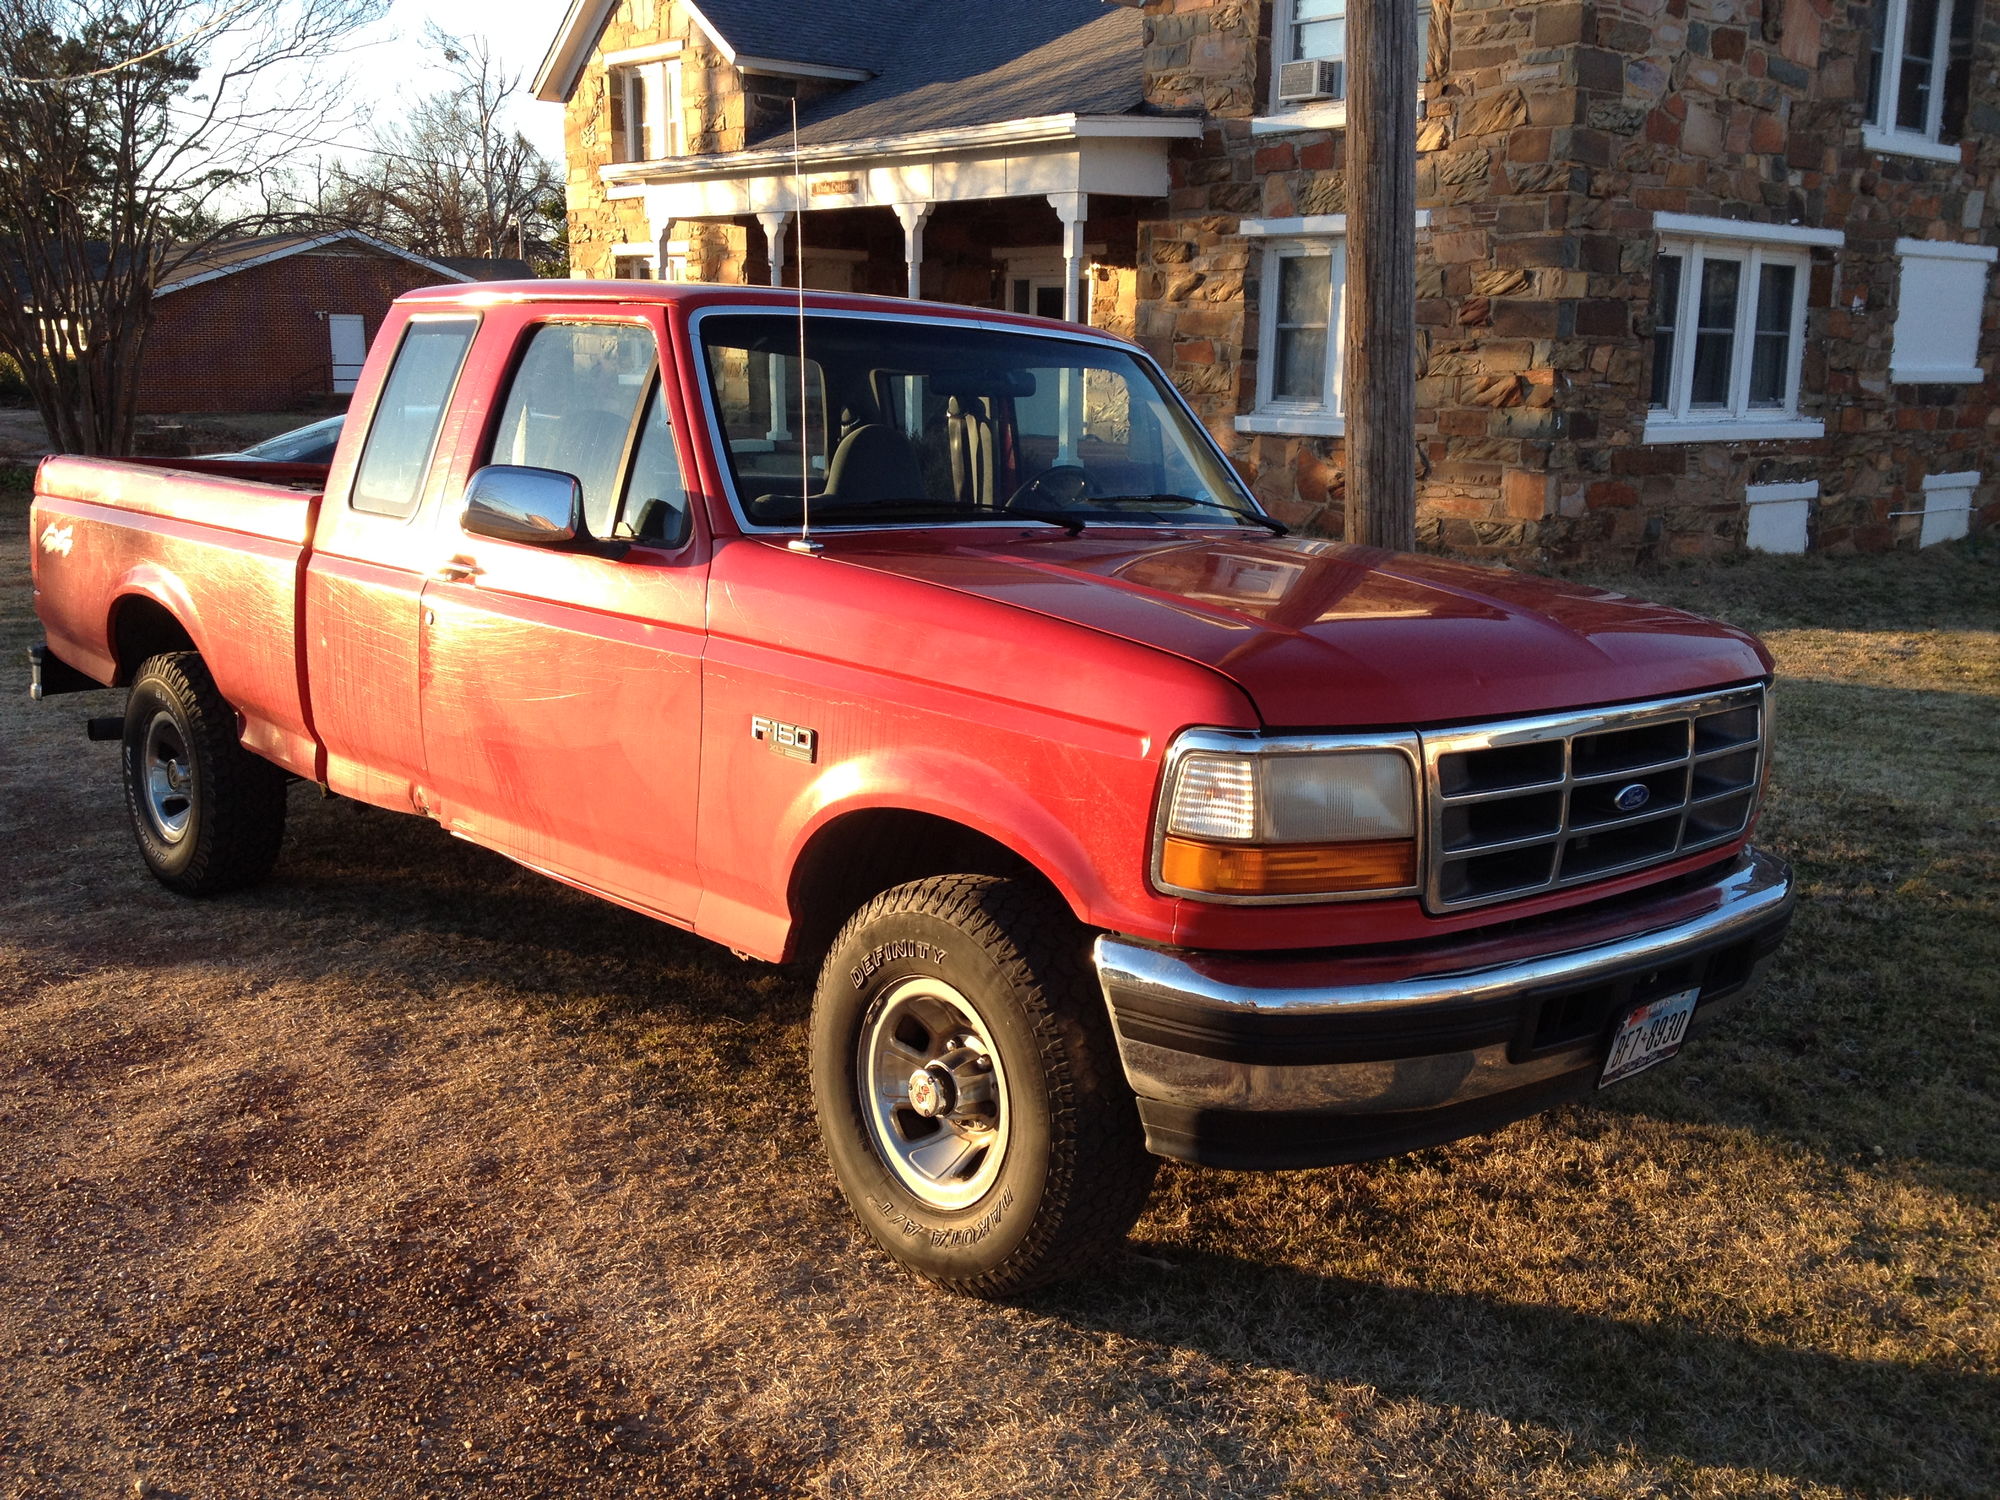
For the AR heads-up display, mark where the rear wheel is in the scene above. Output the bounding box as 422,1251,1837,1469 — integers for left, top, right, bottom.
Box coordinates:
811,874,1157,1297
121,652,287,896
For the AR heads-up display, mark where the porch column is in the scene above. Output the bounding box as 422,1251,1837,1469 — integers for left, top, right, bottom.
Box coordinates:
1047,192,1089,323
756,212,795,442
1047,191,1090,464
893,202,932,300
756,211,793,287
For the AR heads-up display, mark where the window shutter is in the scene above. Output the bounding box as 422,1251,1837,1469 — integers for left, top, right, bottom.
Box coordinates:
608,73,627,157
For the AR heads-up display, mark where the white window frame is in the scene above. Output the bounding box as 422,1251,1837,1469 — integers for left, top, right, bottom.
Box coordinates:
1240,235,1347,437
1254,0,1430,135
660,238,691,283
1002,248,1099,324
615,58,683,162
1643,215,1842,444
610,243,658,280
1864,0,1961,162
1233,213,1430,437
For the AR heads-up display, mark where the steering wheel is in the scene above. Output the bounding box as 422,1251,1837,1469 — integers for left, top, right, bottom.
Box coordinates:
1004,464,1097,511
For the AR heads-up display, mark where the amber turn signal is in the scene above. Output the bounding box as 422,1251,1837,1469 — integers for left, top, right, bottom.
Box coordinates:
1159,836,1417,896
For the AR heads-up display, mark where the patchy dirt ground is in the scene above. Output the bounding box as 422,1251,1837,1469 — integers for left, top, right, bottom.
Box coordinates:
2,478,1995,1498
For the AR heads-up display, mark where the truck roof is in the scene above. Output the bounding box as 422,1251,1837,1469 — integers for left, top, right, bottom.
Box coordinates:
395,279,1130,342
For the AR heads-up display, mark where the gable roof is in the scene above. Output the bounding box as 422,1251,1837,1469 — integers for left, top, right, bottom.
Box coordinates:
786,0,1145,147
156,231,473,296
537,0,1149,138
683,0,899,73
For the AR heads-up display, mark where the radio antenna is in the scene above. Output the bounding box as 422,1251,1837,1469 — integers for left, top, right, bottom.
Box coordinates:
786,97,821,554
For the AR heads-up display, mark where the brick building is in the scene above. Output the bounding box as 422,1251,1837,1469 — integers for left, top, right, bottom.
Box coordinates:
537,0,1997,558
136,233,475,414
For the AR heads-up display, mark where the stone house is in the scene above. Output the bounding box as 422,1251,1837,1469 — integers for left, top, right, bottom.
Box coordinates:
536,0,1997,559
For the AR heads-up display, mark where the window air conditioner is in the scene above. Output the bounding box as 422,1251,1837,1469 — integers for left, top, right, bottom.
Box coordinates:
1277,58,1343,103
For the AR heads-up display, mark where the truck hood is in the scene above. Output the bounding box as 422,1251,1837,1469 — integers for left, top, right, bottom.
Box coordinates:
817,531,1771,728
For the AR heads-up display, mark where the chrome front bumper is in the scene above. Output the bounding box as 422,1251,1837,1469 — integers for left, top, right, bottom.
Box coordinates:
1093,849,1795,1168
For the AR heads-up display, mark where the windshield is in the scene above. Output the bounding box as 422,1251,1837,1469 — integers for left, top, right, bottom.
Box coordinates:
698,313,1265,531
238,415,344,463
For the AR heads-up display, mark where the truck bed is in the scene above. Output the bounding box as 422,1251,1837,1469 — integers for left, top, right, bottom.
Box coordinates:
31,455,325,779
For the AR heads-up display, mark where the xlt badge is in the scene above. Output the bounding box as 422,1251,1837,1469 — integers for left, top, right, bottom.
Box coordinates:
751,716,817,763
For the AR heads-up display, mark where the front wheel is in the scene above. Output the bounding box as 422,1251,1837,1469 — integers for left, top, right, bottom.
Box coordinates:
810,875,1157,1297
121,652,288,896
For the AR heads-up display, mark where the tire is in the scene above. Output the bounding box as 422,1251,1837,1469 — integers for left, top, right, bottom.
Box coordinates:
121,651,288,897
810,874,1158,1297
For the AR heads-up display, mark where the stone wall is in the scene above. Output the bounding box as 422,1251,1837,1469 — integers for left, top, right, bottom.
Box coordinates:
1550,0,2000,557
562,0,745,279
1135,0,1997,560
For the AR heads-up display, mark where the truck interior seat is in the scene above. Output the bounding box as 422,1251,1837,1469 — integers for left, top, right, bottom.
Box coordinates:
823,423,926,506
946,396,996,509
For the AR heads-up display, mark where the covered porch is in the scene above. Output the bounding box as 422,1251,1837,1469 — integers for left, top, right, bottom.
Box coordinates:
602,116,1200,327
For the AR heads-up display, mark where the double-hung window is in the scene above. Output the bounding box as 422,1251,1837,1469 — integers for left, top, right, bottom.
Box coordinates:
1261,0,1433,129
1644,214,1840,444
608,58,683,163
1238,227,1346,437
1865,0,1972,160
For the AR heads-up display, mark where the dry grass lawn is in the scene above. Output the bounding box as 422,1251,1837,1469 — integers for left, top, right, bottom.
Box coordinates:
2,465,1994,1498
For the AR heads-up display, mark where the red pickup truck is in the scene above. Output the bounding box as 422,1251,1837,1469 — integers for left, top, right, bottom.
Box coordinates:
29,282,1794,1295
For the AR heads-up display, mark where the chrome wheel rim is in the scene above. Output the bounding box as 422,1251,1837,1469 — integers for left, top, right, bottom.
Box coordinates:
859,976,1010,1211
142,710,193,844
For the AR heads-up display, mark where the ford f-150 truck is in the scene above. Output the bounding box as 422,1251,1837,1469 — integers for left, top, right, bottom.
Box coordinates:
28,281,1794,1296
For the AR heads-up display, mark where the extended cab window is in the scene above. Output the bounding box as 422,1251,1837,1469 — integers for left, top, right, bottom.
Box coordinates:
350,317,477,518
489,322,681,543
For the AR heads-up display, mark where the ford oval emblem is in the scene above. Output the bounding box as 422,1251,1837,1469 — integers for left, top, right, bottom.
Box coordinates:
1614,783,1651,813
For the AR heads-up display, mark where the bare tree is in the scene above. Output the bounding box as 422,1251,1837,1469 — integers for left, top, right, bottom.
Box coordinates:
300,27,562,271
0,0,386,454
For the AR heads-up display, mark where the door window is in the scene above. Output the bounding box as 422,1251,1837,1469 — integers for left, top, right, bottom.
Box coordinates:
488,322,658,542
350,316,478,519
616,379,691,546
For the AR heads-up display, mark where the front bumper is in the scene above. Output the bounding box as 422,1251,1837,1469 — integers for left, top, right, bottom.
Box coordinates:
1093,848,1794,1168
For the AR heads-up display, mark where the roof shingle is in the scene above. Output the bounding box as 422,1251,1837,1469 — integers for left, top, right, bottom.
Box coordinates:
691,0,1149,150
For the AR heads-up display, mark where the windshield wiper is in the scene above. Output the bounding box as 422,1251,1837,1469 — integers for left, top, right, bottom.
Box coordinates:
1087,495,1290,537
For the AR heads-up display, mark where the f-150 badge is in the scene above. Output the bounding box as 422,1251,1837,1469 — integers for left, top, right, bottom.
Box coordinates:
752,716,817,763
40,523,73,557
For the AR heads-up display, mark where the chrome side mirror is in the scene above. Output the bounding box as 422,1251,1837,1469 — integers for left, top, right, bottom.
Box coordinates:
461,465,584,547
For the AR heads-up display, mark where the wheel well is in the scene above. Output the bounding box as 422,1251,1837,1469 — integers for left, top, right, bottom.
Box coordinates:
109,597,197,685
787,810,1067,961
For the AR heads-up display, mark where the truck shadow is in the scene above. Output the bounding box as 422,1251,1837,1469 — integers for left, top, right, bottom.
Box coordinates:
1042,1248,1998,1498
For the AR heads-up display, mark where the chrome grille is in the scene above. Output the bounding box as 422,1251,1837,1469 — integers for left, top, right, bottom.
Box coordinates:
1420,686,1766,913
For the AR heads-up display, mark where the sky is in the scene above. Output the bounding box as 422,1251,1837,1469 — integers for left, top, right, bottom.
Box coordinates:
345,0,570,161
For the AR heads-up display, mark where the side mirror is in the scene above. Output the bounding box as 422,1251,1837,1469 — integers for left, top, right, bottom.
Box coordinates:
460,465,631,559
462,465,583,546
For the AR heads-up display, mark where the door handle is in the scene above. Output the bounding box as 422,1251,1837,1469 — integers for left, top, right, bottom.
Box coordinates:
431,557,482,584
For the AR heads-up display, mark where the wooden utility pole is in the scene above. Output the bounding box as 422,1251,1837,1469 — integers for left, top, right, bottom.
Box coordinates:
1342,0,1419,550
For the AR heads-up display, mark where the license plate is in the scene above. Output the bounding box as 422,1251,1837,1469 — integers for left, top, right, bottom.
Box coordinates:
1599,987,1699,1088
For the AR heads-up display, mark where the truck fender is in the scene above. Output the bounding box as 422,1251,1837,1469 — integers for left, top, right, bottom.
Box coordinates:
105,567,208,683
779,745,1120,938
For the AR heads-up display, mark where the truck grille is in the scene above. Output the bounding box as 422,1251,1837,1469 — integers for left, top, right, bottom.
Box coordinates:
1419,686,1766,913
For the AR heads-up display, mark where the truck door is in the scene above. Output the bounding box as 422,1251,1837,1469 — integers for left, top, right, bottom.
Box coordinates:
416,311,709,922
306,312,481,811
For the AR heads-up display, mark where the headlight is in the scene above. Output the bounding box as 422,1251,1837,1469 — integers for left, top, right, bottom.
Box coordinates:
1155,734,1421,902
